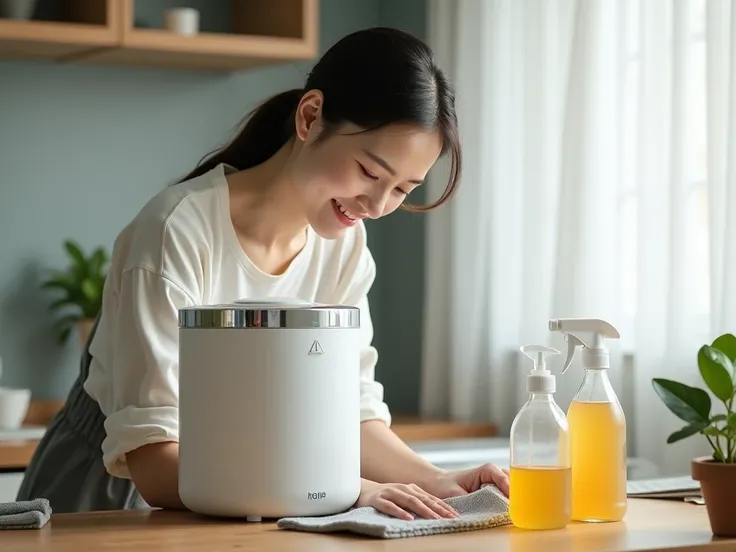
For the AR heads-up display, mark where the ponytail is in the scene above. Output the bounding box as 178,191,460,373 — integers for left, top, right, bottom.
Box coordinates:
178,88,303,183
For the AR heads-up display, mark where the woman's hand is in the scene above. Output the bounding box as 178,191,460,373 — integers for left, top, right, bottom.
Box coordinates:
355,479,459,521
422,463,510,499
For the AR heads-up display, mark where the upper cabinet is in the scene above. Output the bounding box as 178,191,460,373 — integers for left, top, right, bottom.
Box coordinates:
0,0,319,71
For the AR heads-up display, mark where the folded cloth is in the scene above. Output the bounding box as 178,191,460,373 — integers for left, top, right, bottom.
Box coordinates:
0,498,52,530
277,485,511,539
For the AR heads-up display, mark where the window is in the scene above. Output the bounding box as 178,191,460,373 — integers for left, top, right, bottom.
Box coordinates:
618,0,709,347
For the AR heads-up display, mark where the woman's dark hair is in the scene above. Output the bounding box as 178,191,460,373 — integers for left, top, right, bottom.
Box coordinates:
180,27,461,212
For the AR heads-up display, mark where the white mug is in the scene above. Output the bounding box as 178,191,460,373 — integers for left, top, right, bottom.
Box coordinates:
164,8,200,36
0,387,31,430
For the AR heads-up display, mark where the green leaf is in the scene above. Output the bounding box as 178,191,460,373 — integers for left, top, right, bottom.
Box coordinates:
89,248,108,277
40,282,73,295
652,378,711,424
710,348,735,376
40,240,108,335
712,414,728,423
703,426,723,436
49,297,74,312
55,314,79,344
712,334,736,363
49,269,73,282
41,274,72,288
81,278,97,301
723,428,736,442
698,345,734,401
728,413,736,430
667,422,709,443
58,326,72,345
64,241,86,266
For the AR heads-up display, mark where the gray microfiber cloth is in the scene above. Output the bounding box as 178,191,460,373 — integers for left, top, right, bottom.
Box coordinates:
0,498,52,530
277,485,511,539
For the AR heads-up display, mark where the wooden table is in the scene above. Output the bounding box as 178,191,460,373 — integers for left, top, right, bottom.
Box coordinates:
0,439,38,470
4,498,732,552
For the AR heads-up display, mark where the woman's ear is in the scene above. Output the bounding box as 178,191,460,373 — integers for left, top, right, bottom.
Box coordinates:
295,89,324,142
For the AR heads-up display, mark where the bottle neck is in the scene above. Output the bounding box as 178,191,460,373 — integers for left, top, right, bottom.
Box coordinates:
529,392,554,402
573,368,617,402
582,367,611,381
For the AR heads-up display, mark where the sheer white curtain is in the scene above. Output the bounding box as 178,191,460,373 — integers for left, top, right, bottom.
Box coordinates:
421,0,736,476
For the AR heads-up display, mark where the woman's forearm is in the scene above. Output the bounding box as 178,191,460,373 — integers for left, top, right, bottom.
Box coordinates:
125,425,444,510
360,420,446,487
126,442,186,510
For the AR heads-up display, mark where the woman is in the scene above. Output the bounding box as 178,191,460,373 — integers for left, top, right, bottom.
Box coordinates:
17,27,509,521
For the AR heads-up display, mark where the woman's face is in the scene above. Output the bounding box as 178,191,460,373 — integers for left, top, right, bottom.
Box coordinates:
290,91,444,239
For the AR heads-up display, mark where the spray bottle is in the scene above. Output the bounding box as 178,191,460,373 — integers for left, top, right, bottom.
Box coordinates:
548,318,627,522
509,345,571,530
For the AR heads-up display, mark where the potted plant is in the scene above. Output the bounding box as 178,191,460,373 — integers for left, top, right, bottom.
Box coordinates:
652,333,736,537
40,240,109,348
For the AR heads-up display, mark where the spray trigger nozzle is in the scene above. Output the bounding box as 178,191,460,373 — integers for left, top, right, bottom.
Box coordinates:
562,334,585,374
549,318,620,372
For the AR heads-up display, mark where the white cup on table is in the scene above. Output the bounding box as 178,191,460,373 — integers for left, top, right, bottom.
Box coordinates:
0,357,31,430
0,387,31,430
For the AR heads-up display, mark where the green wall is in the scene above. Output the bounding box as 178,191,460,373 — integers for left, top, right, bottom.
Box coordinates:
0,0,428,416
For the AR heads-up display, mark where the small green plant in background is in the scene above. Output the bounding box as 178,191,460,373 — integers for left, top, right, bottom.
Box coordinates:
652,333,736,464
40,240,109,344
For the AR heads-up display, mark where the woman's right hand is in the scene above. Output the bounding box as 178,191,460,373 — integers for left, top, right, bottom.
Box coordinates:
355,479,460,521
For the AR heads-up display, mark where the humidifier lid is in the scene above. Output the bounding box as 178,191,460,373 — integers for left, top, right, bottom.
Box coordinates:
178,298,360,329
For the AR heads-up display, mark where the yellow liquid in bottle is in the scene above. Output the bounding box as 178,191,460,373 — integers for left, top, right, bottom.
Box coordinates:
509,466,572,530
567,400,627,522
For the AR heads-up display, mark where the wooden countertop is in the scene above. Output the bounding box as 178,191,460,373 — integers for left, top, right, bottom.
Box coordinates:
0,401,62,470
4,499,732,552
0,440,38,470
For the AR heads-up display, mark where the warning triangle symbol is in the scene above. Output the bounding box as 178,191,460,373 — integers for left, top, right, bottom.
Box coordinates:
308,340,324,355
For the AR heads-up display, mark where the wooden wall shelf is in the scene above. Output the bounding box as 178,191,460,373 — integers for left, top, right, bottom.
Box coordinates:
0,0,318,71
0,0,119,61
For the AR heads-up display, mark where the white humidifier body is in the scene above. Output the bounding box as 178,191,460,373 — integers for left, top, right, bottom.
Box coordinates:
178,300,362,521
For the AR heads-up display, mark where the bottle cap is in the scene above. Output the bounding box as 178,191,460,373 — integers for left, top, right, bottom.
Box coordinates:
519,344,561,394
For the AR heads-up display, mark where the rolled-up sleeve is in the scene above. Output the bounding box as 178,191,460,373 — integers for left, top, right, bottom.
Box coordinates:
87,267,194,479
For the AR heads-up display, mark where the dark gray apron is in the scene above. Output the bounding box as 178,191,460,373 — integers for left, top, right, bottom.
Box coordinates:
15,316,148,513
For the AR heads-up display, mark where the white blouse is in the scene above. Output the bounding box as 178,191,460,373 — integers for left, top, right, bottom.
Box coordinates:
83,164,392,479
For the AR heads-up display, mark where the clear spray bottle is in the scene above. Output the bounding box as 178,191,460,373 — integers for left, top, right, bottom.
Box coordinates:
548,318,627,522
509,345,571,530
